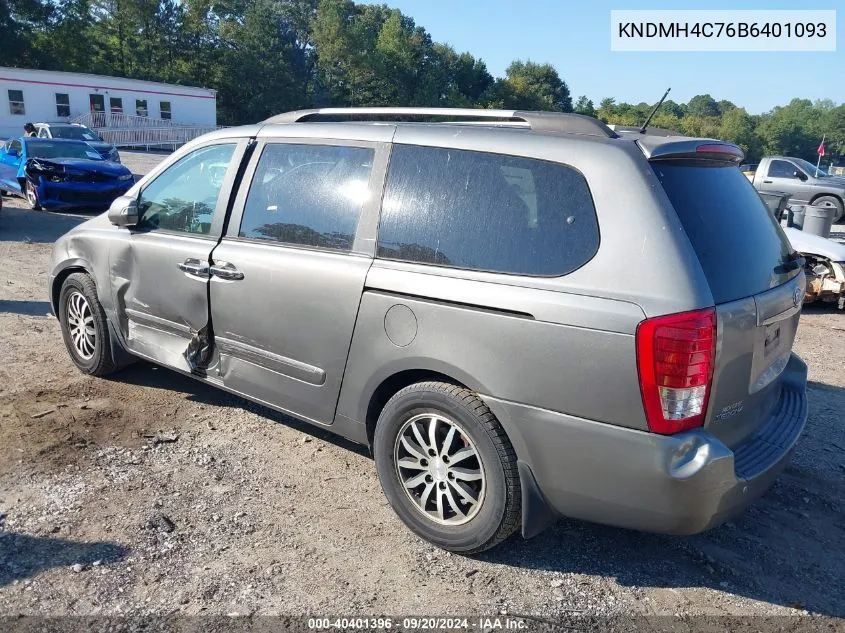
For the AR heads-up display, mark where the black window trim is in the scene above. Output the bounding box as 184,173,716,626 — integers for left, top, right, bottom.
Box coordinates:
223,136,390,257
374,142,602,279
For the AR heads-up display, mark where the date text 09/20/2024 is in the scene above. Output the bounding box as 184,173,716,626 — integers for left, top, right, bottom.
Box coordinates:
307,617,529,630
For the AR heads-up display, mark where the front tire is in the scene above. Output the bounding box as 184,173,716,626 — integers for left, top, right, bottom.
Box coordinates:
58,273,119,376
24,180,41,211
812,195,844,224
373,381,521,554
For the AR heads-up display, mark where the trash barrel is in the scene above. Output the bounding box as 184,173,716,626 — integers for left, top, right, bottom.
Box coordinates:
787,205,805,230
759,191,792,223
802,204,837,238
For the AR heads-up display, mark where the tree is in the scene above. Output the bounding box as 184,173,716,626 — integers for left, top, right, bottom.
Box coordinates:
686,94,720,118
215,0,309,124
492,60,572,112
719,107,759,160
574,95,596,117
1,0,841,156
661,99,685,118
756,98,824,159
717,99,737,115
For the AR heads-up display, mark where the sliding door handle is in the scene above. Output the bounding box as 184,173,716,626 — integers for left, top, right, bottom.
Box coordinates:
209,262,244,281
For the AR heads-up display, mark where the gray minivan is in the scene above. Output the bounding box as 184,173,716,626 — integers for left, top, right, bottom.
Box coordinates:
49,108,808,553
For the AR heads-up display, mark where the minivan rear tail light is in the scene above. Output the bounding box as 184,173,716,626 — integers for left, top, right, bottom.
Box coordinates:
636,308,716,434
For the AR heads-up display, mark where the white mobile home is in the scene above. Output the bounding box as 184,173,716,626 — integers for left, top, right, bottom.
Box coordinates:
0,67,216,139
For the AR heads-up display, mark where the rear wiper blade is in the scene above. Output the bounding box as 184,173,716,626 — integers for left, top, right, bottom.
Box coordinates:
775,252,804,274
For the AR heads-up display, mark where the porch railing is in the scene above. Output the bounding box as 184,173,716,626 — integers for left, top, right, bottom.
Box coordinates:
71,111,222,151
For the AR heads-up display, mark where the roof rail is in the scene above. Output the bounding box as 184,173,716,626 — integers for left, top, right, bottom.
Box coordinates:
264,107,618,138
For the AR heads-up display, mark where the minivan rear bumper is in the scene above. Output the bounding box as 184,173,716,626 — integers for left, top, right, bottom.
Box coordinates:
482,353,808,536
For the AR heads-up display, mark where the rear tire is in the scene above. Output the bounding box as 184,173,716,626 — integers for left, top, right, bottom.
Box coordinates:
812,195,844,224
58,273,119,376
373,381,521,554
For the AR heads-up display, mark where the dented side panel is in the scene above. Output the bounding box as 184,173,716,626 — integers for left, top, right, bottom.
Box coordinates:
111,231,217,372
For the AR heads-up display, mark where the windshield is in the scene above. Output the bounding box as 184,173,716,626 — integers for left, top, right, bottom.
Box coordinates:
49,126,102,142
26,140,103,160
792,158,827,177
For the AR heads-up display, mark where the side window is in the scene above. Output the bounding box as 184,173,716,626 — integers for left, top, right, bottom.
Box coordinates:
768,160,799,179
8,89,24,115
38,127,49,138
377,145,599,276
138,143,236,235
238,143,374,252
56,93,70,118
10,140,22,155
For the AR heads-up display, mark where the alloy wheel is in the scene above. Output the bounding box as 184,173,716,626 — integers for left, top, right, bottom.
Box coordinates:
66,291,96,359
394,413,486,526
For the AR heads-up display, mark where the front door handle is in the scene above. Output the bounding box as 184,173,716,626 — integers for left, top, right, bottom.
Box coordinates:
177,258,210,278
763,180,773,183
209,262,244,281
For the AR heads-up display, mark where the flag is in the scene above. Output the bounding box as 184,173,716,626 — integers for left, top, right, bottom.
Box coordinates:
817,141,826,157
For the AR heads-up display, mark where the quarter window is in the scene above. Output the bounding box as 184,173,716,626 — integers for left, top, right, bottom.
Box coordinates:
239,143,374,252
768,160,800,179
8,90,24,115
55,93,70,117
377,145,599,276
138,143,236,235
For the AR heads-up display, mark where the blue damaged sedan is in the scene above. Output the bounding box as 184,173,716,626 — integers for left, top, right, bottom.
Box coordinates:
0,137,134,211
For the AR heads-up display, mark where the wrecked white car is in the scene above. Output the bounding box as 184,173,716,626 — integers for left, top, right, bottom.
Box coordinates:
785,227,845,309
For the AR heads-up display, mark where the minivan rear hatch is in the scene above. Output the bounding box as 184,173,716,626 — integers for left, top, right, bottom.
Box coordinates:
648,142,805,449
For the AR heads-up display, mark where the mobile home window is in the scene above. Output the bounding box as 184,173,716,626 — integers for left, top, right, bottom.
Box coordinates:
160,101,171,120
110,97,123,113
8,90,25,115
136,99,148,117
55,93,70,117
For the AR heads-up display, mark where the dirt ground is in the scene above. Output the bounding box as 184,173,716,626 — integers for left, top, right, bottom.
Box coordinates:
0,152,844,621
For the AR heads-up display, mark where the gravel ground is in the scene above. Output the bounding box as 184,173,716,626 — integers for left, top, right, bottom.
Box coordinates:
0,152,843,622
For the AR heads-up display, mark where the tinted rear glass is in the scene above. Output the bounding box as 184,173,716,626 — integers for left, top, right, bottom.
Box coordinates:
651,163,794,304
378,145,599,276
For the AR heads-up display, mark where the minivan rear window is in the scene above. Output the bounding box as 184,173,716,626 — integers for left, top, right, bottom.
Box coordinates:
651,163,794,304
378,145,599,276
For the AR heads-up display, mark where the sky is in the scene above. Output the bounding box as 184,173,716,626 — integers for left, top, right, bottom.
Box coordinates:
359,0,843,114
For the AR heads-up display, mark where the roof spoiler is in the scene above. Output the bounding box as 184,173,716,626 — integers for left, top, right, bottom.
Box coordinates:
264,107,619,139
639,138,745,164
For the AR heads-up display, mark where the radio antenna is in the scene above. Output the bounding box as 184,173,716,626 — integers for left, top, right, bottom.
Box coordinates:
640,87,671,134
